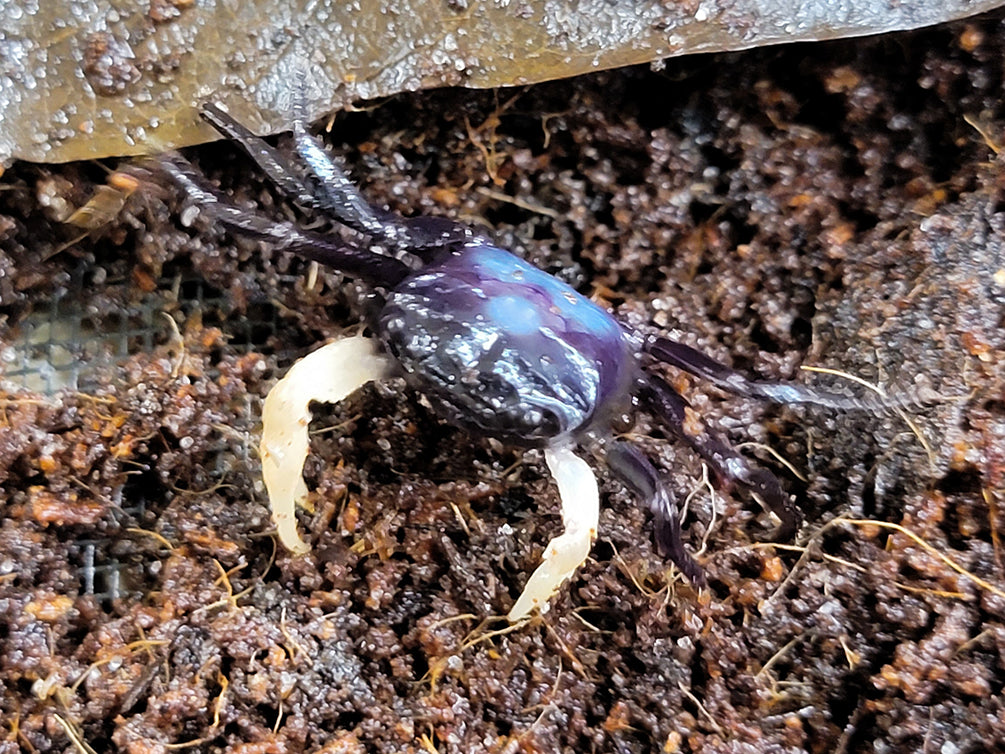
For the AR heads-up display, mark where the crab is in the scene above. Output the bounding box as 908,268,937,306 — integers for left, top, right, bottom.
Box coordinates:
161,103,874,622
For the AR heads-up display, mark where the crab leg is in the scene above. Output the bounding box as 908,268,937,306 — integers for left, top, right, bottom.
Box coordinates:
201,103,322,209
606,441,705,585
646,336,899,411
201,103,476,260
289,114,471,256
158,155,411,287
261,335,394,554
508,445,600,622
639,373,799,539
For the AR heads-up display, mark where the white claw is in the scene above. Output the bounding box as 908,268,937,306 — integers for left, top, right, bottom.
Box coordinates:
260,335,393,554
507,445,600,622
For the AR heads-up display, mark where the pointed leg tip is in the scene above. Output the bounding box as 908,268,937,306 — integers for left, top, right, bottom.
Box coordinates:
686,564,707,589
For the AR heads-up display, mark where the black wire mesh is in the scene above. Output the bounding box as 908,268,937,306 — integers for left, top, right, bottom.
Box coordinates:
1,262,290,606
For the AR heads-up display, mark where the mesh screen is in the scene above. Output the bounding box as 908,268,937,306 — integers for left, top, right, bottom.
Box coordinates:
2,262,290,605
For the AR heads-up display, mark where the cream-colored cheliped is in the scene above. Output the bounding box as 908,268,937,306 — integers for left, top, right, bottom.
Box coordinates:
507,445,599,622
260,335,392,554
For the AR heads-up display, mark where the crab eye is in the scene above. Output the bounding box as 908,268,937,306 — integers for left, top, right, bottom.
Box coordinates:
379,241,637,444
